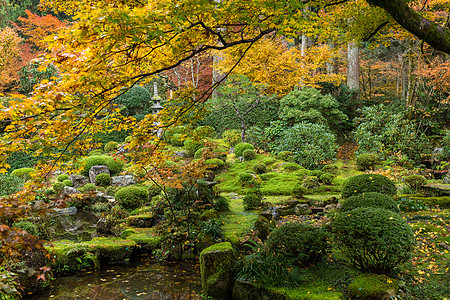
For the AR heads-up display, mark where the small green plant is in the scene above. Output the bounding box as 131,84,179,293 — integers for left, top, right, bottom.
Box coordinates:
91,202,110,212
81,183,96,192
184,138,203,157
205,158,225,171
303,176,319,189
282,162,302,172
88,149,104,156
253,163,267,174
115,186,149,210
96,173,111,186
52,181,65,192
82,155,124,176
12,220,40,237
322,164,340,175
356,153,379,171
292,186,307,198
10,167,34,181
193,125,216,138
277,151,294,162
57,174,69,182
234,142,254,157
222,129,242,147
213,196,230,212
266,223,331,266
403,175,427,191
242,149,256,161
243,193,261,210
200,219,223,239
333,207,415,274
319,173,335,185
339,192,400,213
63,179,73,187
342,174,397,198
104,141,119,152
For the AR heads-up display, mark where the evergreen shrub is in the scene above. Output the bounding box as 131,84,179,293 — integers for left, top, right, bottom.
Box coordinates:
96,173,111,186
243,193,260,210
104,141,119,152
266,223,331,266
356,153,379,171
333,207,415,274
62,180,73,187
319,173,335,185
322,164,340,175
52,181,65,192
242,149,256,161
57,174,69,182
234,142,254,157
115,186,149,210
82,155,124,176
253,163,267,174
342,174,396,199
339,192,399,213
403,175,427,191
10,168,33,181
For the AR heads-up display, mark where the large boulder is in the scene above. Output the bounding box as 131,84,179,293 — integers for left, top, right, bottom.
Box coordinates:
111,175,136,187
200,242,237,300
89,165,110,184
69,174,89,188
63,186,81,195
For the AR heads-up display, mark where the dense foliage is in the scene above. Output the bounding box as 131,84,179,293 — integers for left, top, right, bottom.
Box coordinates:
342,174,397,198
339,192,400,213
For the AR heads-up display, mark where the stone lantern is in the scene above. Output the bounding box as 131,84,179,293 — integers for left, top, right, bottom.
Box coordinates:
150,82,163,114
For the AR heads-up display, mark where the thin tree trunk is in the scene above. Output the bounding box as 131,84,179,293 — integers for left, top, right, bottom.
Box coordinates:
347,42,360,91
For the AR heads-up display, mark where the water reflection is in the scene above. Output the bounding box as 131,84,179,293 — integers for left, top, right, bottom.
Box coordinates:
26,257,202,300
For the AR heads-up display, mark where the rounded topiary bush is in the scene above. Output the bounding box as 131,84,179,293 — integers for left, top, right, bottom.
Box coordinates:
332,207,415,274
57,174,69,182
194,147,209,159
282,162,302,172
10,168,34,181
239,173,256,187
242,149,256,161
322,164,339,175
222,129,242,147
115,186,149,210
213,196,230,212
277,151,294,162
81,183,96,193
104,141,119,153
170,133,185,146
234,142,254,158
82,155,124,176
319,173,335,185
193,125,216,139
356,153,379,171
253,163,267,174
342,174,396,199
96,173,111,186
339,192,399,213
63,179,73,187
303,176,319,189
403,175,427,191
205,158,225,171
52,181,65,192
266,223,331,266
88,149,103,156
243,193,261,210
184,138,203,157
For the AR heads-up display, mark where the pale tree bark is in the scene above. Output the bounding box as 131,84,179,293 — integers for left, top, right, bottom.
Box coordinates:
347,42,360,91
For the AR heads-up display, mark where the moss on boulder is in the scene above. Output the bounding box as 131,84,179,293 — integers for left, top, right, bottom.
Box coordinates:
348,273,398,300
200,242,237,299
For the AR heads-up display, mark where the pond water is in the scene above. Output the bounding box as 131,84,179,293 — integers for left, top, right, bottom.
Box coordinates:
25,257,202,300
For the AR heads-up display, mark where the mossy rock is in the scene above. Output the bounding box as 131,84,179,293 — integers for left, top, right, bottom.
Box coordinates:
127,231,162,252
233,280,288,300
412,196,450,208
200,242,237,299
126,214,155,228
348,273,398,300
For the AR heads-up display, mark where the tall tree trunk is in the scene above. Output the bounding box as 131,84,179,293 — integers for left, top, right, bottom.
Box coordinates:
347,42,360,91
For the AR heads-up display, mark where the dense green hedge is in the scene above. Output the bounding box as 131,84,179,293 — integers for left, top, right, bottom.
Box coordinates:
342,174,397,198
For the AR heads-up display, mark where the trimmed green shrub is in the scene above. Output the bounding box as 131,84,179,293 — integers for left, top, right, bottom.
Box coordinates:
303,176,319,189
356,153,379,171
234,142,254,157
213,196,230,212
261,157,276,165
339,192,399,213
242,149,256,161
266,223,331,266
13,221,39,237
205,158,225,171
170,133,185,146
309,170,323,178
52,181,65,192
88,149,103,156
322,164,340,175
10,168,33,181
115,85,152,116
96,173,111,186
82,155,124,176
184,138,203,157
348,274,398,300
253,163,267,174
104,141,119,153
115,186,149,210
194,147,209,159
222,129,242,147
342,174,397,199
319,173,335,185
243,193,260,210
282,162,302,172
239,173,256,187
193,125,216,138
81,183,96,193
275,122,337,169
292,186,307,198
332,207,415,274
106,186,118,196
63,179,73,187
57,174,69,182
277,151,294,162
403,175,427,191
